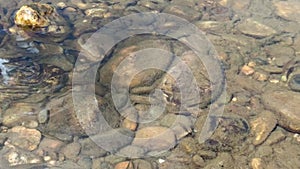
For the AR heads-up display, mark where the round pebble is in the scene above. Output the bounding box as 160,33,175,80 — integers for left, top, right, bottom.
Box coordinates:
288,74,300,92
241,65,255,75
61,142,81,160
250,111,277,145
251,158,266,169
192,155,205,167
38,109,49,124
22,120,39,128
44,156,51,161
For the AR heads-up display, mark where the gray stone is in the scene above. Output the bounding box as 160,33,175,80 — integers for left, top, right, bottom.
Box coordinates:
265,128,286,145
198,150,217,159
237,18,277,38
132,159,153,169
99,38,174,88
264,45,294,67
77,156,93,169
39,54,74,71
0,133,7,146
293,35,300,55
61,142,81,160
90,128,134,153
167,115,194,140
92,160,113,169
132,126,177,155
255,145,273,158
163,5,201,21
118,145,146,158
22,120,39,129
38,137,65,153
79,138,107,158
38,109,49,124
158,149,192,169
288,68,300,92
52,160,82,169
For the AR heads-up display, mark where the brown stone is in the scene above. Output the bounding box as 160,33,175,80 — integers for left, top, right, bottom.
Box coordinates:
8,126,41,151
253,72,268,81
273,0,300,23
122,118,137,131
251,158,266,169
192,155,205,167
2,103,39,127
250,111,277,145
14,4,52,27
262,90,300,132
99,38,174,88
241,65,255,76
265,128,286,145
38,138,65,152
122,112,138,131
114,161,133,169
132,126,176,154
61,142,81,160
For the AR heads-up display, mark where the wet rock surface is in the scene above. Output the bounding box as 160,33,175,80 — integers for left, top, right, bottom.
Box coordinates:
250,111,277,146
13,3,72,42
7,126,41,151
201,115,249,152
273,0,300,23
0,0,300,168
262,90,300,132
237,18,277,38
15,3,55,28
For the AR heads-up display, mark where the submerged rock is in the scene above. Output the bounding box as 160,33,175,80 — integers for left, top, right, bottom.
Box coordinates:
13,3,71,42
7,126,42,151
286,65,300,92
2,103,40,128
288,74,300,92
237,18,277,38
0,57,68,104
132,126,177,156
202,115,249,152
273,0,300,23
15,3,54,28
250,111,277,145
262,90,300,132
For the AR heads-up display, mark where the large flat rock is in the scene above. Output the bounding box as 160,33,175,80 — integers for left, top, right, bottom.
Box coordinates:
262,90,300,132
237,18,277,38
273,0,300,23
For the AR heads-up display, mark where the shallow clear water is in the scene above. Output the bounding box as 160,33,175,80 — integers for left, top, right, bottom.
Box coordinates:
0,0,300,168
